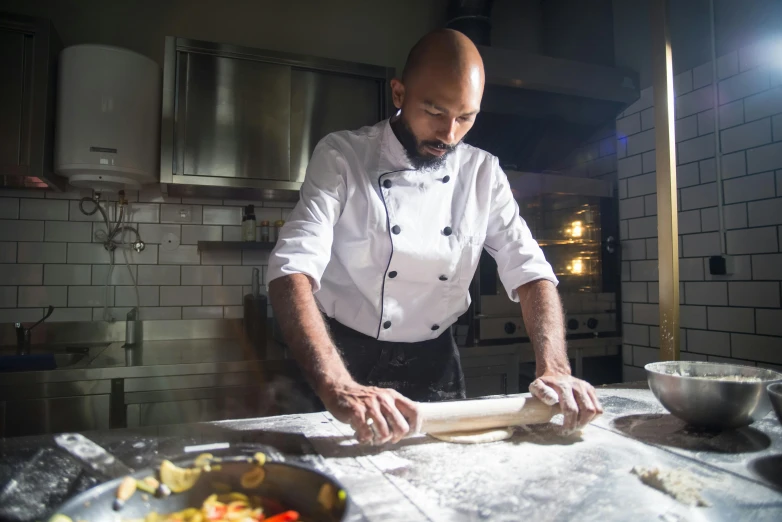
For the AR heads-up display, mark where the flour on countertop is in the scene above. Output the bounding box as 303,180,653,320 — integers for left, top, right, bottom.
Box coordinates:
366,421,704,521
0,448,83,522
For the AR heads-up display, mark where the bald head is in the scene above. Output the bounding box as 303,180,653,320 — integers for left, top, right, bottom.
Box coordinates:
390,29,484,170
402,28,485,87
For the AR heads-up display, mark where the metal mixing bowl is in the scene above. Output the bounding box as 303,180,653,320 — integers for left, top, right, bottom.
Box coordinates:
769,383,782,424
645,361,782,429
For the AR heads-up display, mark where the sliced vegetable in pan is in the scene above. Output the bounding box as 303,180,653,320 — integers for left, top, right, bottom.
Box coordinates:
49,452,323,522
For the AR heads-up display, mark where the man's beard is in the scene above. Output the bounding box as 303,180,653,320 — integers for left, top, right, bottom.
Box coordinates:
391,116,459,171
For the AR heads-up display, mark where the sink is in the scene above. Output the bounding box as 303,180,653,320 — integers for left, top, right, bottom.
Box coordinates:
0,345,104,372
52,352,88,367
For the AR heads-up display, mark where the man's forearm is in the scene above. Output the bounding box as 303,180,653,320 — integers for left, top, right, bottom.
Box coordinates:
517,279,571,376
268,274,353,394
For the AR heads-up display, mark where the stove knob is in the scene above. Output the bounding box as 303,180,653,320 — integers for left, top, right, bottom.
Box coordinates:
504,322,517,335
587,318,599,329
567,318,579,331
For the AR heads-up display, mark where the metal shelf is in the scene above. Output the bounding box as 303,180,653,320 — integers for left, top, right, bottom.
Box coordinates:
197,241,276,251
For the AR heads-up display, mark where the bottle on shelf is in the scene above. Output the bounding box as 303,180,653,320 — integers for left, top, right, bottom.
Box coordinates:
242,205,257,242
259,220,270,243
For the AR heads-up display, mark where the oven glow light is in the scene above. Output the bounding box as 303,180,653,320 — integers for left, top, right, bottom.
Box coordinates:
567,258,584,274
566,221,583,238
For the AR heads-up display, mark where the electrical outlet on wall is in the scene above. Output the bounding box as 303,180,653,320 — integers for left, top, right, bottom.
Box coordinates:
709,255,734,276
172,206,192,223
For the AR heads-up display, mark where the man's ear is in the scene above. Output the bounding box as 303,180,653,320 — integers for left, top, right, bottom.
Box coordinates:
390,78,405,110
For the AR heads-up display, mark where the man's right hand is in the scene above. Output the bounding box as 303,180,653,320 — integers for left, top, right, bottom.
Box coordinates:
320,381,421,445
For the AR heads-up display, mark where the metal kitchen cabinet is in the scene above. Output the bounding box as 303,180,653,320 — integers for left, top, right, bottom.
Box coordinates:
160,37,393,200
126,394,257,428
177,53,291,181
0,377,113,437
290,69,385,182
0,13,64,190
460,346,520,398
2,395,110,437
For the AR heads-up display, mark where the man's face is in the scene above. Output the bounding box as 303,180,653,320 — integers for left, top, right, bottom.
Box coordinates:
390,65,483,170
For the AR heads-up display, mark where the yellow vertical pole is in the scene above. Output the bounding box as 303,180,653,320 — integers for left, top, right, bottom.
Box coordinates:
650,0,680,361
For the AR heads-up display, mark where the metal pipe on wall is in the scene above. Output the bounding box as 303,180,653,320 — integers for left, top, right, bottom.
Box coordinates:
650,0,680,361
709,0,727,255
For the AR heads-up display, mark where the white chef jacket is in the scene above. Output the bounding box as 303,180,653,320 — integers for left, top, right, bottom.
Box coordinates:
267,119,557,343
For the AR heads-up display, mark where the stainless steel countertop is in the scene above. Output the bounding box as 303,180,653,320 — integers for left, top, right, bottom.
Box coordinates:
216,387,782,521
3,386,779,522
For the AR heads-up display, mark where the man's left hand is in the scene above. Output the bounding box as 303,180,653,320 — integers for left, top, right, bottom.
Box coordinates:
529,373,603,431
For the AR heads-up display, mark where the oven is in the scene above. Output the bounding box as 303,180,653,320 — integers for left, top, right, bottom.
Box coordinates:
464,171,621,346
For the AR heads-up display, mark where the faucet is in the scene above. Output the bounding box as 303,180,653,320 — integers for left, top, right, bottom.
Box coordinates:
15,305,55,355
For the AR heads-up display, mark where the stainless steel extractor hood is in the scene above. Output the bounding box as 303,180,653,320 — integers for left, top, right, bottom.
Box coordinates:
447,0,639,172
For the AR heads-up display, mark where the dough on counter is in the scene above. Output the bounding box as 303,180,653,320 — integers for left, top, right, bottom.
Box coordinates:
632,465,710,507
429,427,514,444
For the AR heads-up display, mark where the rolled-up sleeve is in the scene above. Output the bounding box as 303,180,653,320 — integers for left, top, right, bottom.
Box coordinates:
484,157,558,302
267,137,347,292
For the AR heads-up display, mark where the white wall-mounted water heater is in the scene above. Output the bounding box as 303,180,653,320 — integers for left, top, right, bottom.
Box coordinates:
55,44,161,192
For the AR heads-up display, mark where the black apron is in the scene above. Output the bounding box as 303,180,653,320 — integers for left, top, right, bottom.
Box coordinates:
327,318,466,402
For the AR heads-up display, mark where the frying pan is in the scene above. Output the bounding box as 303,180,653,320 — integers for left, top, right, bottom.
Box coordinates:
48,434,349,521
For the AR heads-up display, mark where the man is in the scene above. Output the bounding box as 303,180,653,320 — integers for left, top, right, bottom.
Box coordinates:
268,29,602,445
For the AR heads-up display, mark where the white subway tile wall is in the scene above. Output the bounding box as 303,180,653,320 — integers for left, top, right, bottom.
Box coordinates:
0,219,44,241
707,306,755,333
45,264,91,285
202,285,243,306
69,286,114,308
611,43,782,379
48,307,92,322
697,109,715,135
726,226,778,254
752,253,782,280
747,142,782,174
138,223,182,244
756,309,782,336
0,194,291,322
692,62,712,90
44,221,93,242
674,162,699,188
673,71,692,96
721,118,772,153
748,197,782,227
182,266,223,286
20,199,69,221
17,242,67,263
182,225,222,245
680,305,707,329
18,286,67,307
0,287,17,307
723,203,748,229
160,285,201,306
0,243,16,263
137,265,180,286
115,286,159,307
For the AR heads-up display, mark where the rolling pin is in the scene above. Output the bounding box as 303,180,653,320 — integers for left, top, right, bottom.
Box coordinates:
417,394,558,434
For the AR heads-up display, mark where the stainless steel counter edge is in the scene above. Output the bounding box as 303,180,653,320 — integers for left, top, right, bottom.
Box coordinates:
0,359,287,385
1,336,289,385
0,319,249,346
